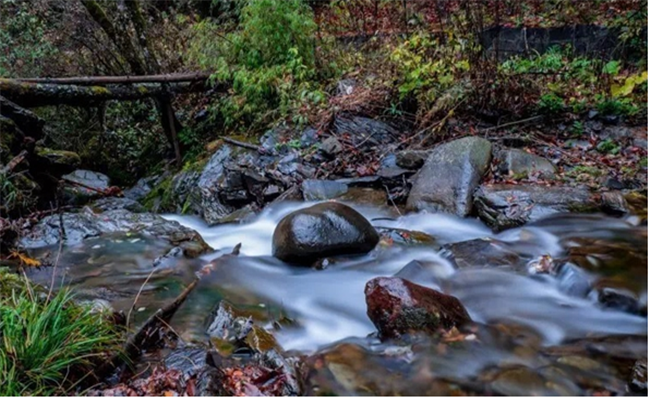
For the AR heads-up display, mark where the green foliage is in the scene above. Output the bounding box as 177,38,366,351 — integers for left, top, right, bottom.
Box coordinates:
0,271,120,396
390,31,471,101
596,138,621,155
538,93,565,114
188,0,322,130
596,97,639,117
0,0,59,77
570,121,584,137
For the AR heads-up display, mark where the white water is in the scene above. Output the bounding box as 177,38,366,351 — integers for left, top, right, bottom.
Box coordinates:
163,202,647,352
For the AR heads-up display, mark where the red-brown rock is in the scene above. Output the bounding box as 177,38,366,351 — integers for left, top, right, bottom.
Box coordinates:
365,277,471,339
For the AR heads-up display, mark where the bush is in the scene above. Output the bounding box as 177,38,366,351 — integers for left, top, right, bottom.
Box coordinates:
0,270,120,396
188,0,323,130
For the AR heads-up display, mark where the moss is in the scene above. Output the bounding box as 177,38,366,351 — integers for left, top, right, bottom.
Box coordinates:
35,147,81,167
142,175,174,212
181,157,208,173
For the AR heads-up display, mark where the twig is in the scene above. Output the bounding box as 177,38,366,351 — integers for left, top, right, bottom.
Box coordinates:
0,150,28,175
94,244,242,382
384,185,402,216
479,115,542,132
223,137,261,152
126,266,159,331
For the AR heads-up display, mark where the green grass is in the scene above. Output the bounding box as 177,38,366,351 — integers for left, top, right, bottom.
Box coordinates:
0,270,120,396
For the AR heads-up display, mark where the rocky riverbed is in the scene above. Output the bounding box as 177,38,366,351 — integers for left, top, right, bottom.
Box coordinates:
7,115,648,395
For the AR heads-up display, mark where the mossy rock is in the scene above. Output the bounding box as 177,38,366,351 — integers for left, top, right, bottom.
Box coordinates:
34,146,81,174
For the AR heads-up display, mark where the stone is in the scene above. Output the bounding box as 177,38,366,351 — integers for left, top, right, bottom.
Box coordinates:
123,175,160,201
628,358,647,395
90,196,145,213
443,239,522,271
496,148,556,179
34,147,81,174
300,127,319,147
61,169,110,206
337,187,388,207
407,137,492,216
597,287,641,315
395,150,430,169
473,184,599,231
20,207,211,255
272,202,379,265
194,146,237,224
365,277,471,339
302,179,348,201
321,136,343,156
600,191,629,216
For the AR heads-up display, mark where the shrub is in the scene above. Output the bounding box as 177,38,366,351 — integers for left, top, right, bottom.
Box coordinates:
188,0,323,130
538,93,565,114
0,270,120,396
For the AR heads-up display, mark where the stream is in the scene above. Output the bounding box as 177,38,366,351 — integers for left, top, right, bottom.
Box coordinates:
26,201,647,395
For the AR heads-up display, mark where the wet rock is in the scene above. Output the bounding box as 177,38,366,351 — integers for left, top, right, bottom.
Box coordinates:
474,184,598,231
124,175,160,201
365,277,471,339
395,150,430,169
302,179,348,201
376,227,437,247
269,185,302,205
216,204,257,225
443,239,522,271
272,202,379,265
490,367,550,396
496,148,556,179
628,358,647,395
34,146,81,174
194,146,237,224
300,127,319,147
337,187,387,207
393,260,445,287
600,191,629,216
407,137,492,216
321,136,343,156
61,169,110,206
554,262,592,298
20,207,211,255
164,347,208,380
90,196,146,213
597,287,641,315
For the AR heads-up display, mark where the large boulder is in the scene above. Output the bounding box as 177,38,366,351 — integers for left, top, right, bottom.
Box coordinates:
474,184,600,231
406,137,492,216
34,147,81,175
272,202,379,265
365,277,471,339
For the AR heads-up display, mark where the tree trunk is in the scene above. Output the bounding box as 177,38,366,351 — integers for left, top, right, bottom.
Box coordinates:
17,72,210,85
0,95,46,138
0,78,210,108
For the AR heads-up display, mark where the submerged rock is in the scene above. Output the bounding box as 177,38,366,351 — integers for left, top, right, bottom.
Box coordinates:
302,179,349,201
20,207,211,255
474,184,599,231
365,277,471,339
496,148,556,179
407,137,492,216
272,202,379,265
443,238,522,271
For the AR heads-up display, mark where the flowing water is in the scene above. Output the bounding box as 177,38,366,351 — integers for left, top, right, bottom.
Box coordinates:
26,201,648,395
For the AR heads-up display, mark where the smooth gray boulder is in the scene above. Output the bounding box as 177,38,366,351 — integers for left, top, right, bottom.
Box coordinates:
406,137,492,216
272,202,379,265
